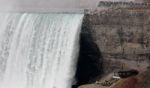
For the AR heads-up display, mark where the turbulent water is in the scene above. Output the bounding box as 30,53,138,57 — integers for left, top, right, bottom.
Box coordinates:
0,13,83,88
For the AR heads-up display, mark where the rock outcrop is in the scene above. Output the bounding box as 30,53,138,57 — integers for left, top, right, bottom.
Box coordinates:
112,76,144,88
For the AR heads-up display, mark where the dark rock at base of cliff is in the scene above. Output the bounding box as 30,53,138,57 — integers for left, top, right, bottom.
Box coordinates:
73,16,104,87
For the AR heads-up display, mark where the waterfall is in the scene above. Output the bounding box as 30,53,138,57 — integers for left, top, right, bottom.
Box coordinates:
0,13,84,88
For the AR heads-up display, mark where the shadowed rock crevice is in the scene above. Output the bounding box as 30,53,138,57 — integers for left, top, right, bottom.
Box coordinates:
73,15,104,88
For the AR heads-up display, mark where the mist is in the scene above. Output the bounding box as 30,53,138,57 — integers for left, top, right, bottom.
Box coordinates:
0,0,98,12
0,0,136,13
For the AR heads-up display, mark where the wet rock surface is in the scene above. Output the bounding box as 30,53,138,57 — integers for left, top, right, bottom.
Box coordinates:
74,16,104,86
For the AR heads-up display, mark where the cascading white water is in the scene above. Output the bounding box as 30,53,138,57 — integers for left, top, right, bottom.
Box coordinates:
0,13,84,88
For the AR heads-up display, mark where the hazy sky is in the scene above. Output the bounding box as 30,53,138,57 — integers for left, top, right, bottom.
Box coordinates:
0,0,135,12
0,0,98,11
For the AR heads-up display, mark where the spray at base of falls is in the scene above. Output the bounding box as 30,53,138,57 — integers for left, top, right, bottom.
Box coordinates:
0,13,84,88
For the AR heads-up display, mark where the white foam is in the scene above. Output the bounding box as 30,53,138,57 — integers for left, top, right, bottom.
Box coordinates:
0,13,84,88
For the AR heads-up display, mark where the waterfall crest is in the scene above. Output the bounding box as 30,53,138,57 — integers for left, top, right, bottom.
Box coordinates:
0,13,84,88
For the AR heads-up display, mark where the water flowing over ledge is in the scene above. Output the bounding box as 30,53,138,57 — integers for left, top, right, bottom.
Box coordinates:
0,13,84,88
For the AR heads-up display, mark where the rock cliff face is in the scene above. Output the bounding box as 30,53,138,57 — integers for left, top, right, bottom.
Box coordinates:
75,8,150,88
